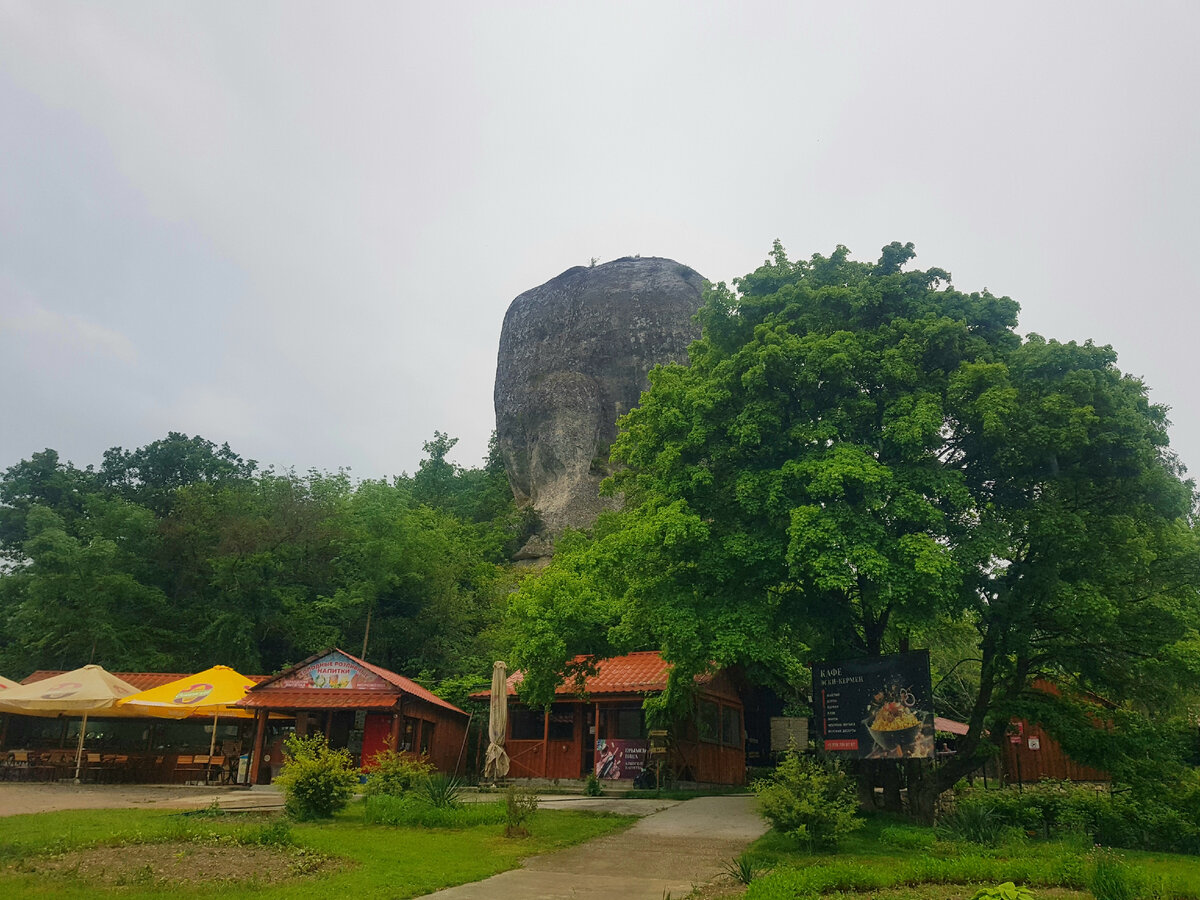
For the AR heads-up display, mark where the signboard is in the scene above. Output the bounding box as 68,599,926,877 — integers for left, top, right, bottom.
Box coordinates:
770,716,810,753
812,651,935,759
277,651,389,690
595,739,649,780
1027,737,1041,751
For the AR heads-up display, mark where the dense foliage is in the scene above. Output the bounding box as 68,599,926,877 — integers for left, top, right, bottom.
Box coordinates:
950,778,1200,855
0,430,527,688
508,241,1200,798
753,753,862,849
274,733,360,820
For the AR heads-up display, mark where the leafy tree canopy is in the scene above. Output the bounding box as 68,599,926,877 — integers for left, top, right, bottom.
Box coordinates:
509,241,1200,790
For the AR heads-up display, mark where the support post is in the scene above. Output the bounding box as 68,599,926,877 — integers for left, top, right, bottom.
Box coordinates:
390,712,401,752
542,708,550,777
250,709,268,785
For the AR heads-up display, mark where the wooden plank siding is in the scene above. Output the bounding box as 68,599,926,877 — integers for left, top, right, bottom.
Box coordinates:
1002,719,1109,784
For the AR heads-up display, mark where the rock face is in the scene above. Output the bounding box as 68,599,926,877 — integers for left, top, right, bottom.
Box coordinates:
494,257,705,560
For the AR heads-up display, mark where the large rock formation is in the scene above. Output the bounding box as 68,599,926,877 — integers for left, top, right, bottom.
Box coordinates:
495,256,705,561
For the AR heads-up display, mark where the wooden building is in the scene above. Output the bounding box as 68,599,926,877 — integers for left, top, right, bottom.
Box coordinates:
237,648,469,784
473,651,746,785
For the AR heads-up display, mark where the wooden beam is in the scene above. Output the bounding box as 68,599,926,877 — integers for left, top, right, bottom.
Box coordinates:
249,710,268,785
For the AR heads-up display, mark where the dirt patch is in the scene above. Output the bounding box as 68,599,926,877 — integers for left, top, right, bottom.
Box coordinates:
16,841,337,887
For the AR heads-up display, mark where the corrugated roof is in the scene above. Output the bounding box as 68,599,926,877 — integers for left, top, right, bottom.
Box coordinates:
238,690,400,710
472,651,708,699
934,716,969,736
23,671,269,692
245,648,466,717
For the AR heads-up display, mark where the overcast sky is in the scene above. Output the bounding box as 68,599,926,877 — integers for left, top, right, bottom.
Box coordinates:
2,1,1197,483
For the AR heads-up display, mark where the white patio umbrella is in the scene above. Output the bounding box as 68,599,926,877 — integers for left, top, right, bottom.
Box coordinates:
0,665,140,780
483,660,510,780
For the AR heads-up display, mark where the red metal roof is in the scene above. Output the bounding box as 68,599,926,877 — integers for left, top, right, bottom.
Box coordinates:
238,690,400,711
472,651,712,699
244,648,466,717
934,716,969,736
23,671,269,691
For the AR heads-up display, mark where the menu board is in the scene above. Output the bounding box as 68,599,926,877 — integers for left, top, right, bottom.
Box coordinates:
812,651,934,759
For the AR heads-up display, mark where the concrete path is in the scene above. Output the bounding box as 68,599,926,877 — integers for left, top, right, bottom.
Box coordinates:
0,783,284,817
423,794,768,900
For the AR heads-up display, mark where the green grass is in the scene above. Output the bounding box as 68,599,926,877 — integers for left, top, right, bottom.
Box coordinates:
0,801,636,899
742,814,1200,900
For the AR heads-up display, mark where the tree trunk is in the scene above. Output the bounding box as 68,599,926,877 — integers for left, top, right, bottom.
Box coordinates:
905,758,936,824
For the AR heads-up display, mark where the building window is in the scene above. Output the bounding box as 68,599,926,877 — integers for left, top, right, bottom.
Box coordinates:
420,721,435,755
697,700,720,743
722,706,742,748
401,716,419,752
548,704,575,740
510,707,545,740
610,706,645,740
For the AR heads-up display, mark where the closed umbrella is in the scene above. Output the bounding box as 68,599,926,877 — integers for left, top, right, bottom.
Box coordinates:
118,665,259,782
483,660,510,780
0,665,139,780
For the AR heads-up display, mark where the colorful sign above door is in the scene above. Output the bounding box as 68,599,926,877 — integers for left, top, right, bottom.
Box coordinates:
278,652,388,690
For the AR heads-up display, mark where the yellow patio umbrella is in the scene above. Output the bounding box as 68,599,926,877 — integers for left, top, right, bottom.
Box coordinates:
0,665,140,779
117,665,259,781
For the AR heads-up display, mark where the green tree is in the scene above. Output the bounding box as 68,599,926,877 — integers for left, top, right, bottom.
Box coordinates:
508,241,1200,808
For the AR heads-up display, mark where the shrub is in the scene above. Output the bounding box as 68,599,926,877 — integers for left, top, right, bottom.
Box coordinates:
503,784,540,837
936,803,1014,846
362,750,435,798
274,733,359,821
584,772,603,796
949,778,1200,855
1089,848,1144,900
420,774,464,809
969,883,1035,900
751,753,862,851
721,853,766,884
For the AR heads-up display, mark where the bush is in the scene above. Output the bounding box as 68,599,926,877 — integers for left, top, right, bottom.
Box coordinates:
948,779,1200,855
1089,848,1144,900
936,803,1016,846
420,774,464,809
362,750,435,798
274,733,359,821
752,754,862,850
504,784,540,837
584,772,603,796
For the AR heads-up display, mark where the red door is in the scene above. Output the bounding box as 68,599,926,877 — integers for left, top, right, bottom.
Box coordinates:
361,714,393,768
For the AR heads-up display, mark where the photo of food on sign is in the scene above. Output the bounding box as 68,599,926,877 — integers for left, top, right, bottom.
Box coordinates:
812,651,935,759
863,676,934,759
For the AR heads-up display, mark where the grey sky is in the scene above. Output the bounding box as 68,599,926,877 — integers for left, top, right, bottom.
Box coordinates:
2,1,1197,481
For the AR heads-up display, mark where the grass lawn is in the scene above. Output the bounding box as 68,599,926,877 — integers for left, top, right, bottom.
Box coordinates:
736,815,1200,900
0,801,636,899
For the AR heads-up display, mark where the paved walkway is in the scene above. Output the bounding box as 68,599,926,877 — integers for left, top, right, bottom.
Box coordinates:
0,783,284,817
423,794,768,900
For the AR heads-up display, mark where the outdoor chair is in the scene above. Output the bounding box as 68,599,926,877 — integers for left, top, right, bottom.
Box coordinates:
173,754,206,784
207,754,227,784
4,751,30,782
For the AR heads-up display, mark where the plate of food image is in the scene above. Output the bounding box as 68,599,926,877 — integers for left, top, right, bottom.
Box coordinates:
866,701,922,753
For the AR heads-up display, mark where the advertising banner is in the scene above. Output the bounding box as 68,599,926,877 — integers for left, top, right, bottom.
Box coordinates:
278,651,388,690
594,738,649,780
812,651,934,759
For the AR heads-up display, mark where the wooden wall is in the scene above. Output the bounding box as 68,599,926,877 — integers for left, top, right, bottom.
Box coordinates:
1002,719,1109,784
406,699,470,776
